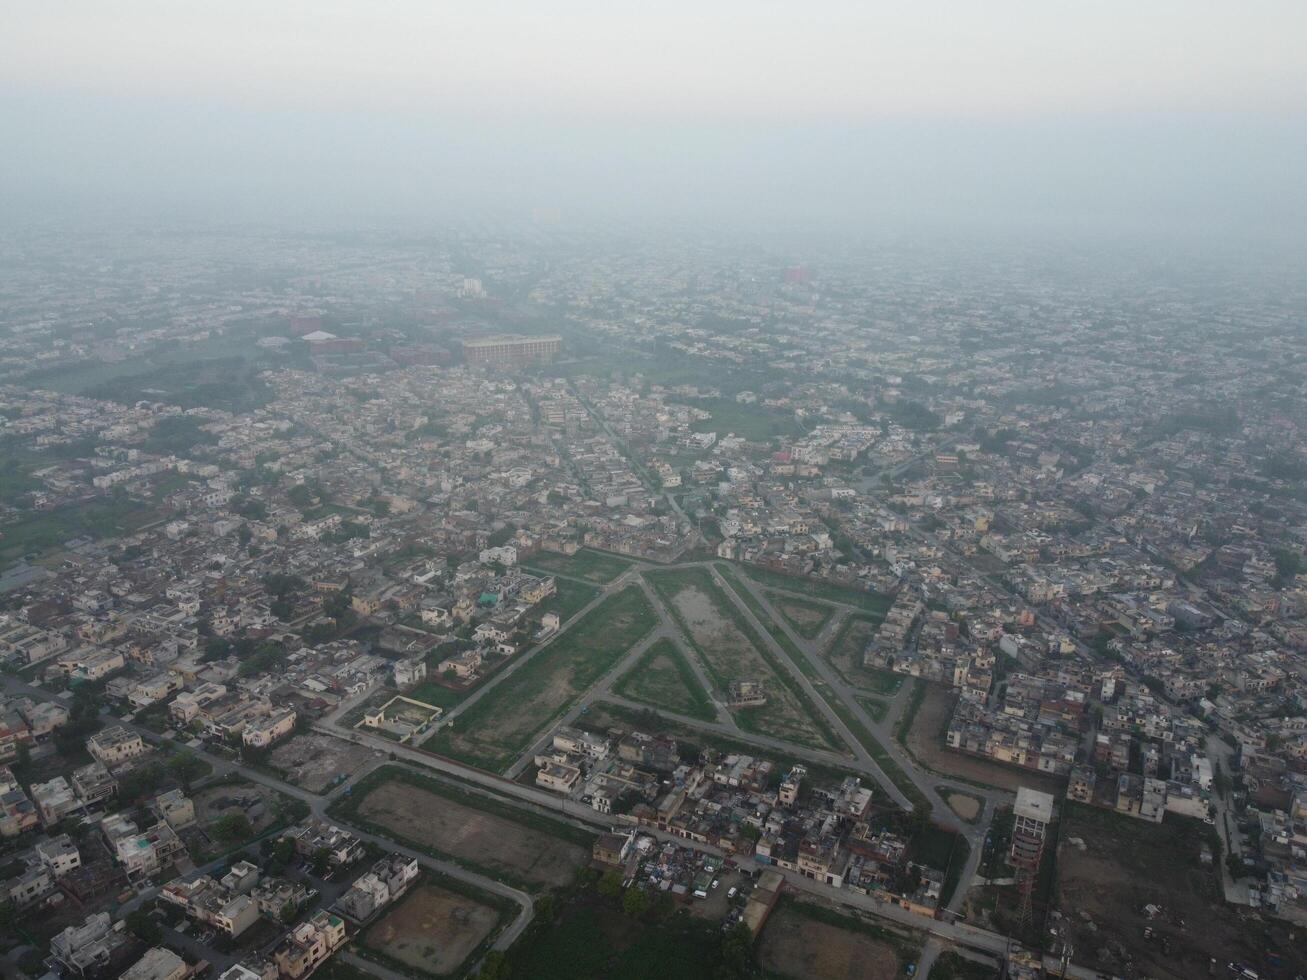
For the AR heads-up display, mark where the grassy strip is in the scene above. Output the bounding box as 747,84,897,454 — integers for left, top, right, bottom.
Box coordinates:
895,678,927,746
734,563,892,618
856,696,889,723
613,637,716,722
822,614,903,694
766,592,836,640
353,871,517,980
424,586,657,770
646,566,842,752
522,547,633,584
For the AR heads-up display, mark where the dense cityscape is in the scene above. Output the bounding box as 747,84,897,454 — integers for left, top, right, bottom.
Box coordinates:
0,225,1301,980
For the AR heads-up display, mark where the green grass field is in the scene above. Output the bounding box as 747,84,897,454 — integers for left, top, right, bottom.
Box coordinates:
534,577,601,623
0,499,158,561
524,547,634,584
644,565,842,752
685,397,803,442
424,585,657,770
614,638,716,721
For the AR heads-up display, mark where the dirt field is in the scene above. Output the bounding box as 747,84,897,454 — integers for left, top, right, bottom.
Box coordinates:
356,780,588,887
758,906,901,980
660,572,833,749
1058,802,1307,980
614,637,714,721
269,734,379,792
905,684,1063,795
364,882,500,976
944,791,982,822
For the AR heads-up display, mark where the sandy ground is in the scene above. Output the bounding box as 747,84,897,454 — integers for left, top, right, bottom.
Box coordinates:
269,734,378,792
363,882,500,975
945,792,982,822
758,907,900,980
357,780,588,887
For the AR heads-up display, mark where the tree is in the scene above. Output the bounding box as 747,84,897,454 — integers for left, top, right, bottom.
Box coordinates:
273,837,297,866
622,886,650,918
311,847,333,877
125,909,162,945
280,900,298,924
213,813,254,844
167,752,207,791
596,870,623,898
474,951,509,980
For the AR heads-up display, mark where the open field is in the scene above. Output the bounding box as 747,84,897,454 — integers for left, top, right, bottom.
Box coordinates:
734,564,893,618
1057,801,1307,980
824,615,903,694
0,500,158,561
268,733,378,793
362,878,502,976
523,548,633,584
534,577,601,623
759,899,915,980
344,768,591,889
614,637,716,721
903,682,1064,795
503,890,730,980
768,593,837,639
855,695,889,723
425,585,656,770
645,566,840,751
685,397,802,442
192,780,284,836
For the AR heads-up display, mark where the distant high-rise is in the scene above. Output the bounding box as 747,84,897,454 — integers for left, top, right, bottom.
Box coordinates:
462,334,562,366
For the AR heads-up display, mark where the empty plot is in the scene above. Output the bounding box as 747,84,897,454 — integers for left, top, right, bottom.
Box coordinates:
425,585,656,770
363,880,501,976
826,615,904,694
614,638,715,721
768,593,837,639
524,548,633,584
355,778,589,888
646,567,838,750
268,734,377,793
737,565,892,618
759,904,903,980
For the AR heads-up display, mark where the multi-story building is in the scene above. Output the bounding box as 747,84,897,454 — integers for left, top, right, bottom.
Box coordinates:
271,911,347,979
462,334,562,366
120,947,189,980
1009,786,1055,872
86,727,147,768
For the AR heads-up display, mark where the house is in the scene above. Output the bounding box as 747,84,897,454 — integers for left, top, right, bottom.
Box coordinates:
37,833,82,877
30,776,80,825
87,727,147,768
271,911,347,979
536,761,581,794
71,760,117,805
241,708,297,748
392,658,427,689
121,947,189,980
153,789,196,829
50,912,128,976
593,831,634,868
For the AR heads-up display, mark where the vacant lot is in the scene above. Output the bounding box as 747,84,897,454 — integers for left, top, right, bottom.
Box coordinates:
769,593,837,639
355,777,589,888
524,548,633,584
736,565,892,618
824,615,903,694
1058,802,1307,980
268,734,378,793
535,577,601,623
759,903,904,980
646,566,837,750
614,637,715,721
425,585,656,770
905,683,1063,795
363,880,501,976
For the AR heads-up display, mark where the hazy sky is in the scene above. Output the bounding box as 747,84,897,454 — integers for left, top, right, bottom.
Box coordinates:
3,2,1305,238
